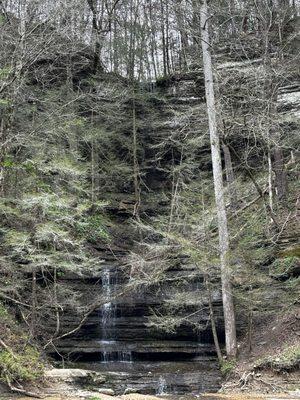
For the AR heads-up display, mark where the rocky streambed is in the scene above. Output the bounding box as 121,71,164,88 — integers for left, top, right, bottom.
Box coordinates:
74,360,221,395
1,391,300,400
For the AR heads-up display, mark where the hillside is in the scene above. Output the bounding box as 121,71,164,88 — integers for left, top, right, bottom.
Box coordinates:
0,1,299,398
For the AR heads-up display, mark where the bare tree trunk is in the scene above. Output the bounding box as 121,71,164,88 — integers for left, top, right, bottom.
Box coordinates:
87,0,103,73
112,7,118,74
165,1,171,75
229,0,237,35
174,0,188,70
200,0,237,359
148,0,158,79
160,0,168,76
132,95,141,218
128,0,138,81
228,143,280,228
292,0,297,16
261,6,288,205
222,143,238,210
91,139,99,201
273,147,287,201
31,269,37,337
268,148,274,211
205,276,223,364
247,308,253,353
0,118,5,195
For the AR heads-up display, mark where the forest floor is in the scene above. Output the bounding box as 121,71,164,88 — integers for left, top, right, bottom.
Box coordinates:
1,392,300,400
221,310,300,394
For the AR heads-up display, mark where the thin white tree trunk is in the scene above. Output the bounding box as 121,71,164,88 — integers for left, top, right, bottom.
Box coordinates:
200,0,237,358
268,148,273,212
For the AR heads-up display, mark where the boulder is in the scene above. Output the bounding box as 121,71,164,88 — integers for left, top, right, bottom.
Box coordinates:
124,388,140,395
97,388,116,395
45,368,106,385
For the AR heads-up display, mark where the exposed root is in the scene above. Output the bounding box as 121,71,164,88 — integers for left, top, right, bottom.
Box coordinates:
222,369,287,393
6,375,44,398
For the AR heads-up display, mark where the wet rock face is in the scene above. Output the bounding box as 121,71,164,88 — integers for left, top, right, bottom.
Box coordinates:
90,360,222,395
48,260,224,360
45,249,224,394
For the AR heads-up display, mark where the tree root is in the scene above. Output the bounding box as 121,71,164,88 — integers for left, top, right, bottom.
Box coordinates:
6,376,44,399
240,371,255,389
253,375,286,392
223,369,287,393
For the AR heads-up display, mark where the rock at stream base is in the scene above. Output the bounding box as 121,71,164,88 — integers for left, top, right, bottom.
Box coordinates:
45,368,106,385
97,388,116,395
124,388,140,395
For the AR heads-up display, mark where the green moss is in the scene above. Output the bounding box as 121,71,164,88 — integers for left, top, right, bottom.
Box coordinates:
279,246,300,258
220,360,236,376
0,303,8,318
42,156,87,178
4,230,31,248
0,98,10,107
2,157,15,168
255,344,300,372
270,256,299,277
0,346,43,383
34,222,74,248
76,215,110,243
3,230,33,260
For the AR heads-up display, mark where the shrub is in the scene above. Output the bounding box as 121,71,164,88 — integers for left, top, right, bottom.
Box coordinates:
0,346,43,384
270,256,300,278
76,215,110,243
220,359,236,376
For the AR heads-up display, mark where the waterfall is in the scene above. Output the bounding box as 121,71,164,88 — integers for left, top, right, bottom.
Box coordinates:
101,268,115,340
100,267,132,363
156,376,167,396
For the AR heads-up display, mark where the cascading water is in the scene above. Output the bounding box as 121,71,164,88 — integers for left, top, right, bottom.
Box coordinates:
100,267,132,363
156,375,167,396
100,268,116,362
101,269,115,339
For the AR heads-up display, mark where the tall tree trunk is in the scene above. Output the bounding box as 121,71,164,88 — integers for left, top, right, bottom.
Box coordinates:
292,0,297,16
268,148,274,211
205,275,223,364
200,0,237,359
0,118,5,195
128,0,138,81
160,0,168,76
112,8,118,74
165,1,171,75
91,139,99,201
229,0,237,35
31,269,37,338
174,0,188,70
87,0,104,73
132,95,141,218
222,143,238,210
273,147,287,201
148,0,158,79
